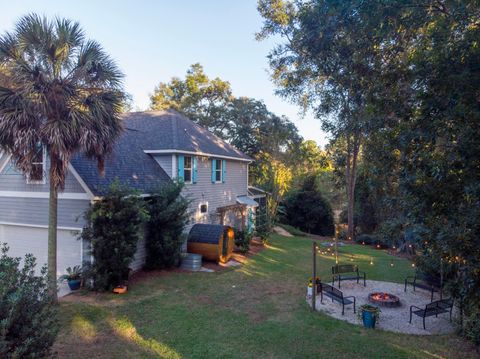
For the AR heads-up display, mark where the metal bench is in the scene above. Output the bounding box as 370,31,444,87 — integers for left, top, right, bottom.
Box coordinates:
319,282,356,315
404,275,441,301
409,298,453,329
332,264,366,288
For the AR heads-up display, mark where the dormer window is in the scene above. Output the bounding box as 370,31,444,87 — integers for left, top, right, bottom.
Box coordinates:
211,158,226,183
183,156,192,183
27,144,45,184
177,155,197,184
215,159,222,182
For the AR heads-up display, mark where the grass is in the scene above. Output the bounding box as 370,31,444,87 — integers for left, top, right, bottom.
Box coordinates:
55,234,477,358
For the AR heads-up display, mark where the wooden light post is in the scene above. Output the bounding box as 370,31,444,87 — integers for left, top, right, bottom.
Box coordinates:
312,241,317,311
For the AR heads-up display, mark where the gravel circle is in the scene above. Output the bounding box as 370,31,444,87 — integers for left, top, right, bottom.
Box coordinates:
307,280,456,335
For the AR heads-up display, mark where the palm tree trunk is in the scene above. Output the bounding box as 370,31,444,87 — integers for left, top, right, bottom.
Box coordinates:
48,167,58,302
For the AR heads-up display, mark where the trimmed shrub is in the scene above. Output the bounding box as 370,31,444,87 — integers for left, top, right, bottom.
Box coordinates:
0,244,58,358
337,228,348,241
283,175,335,236
234,229,252,253
145,182,190,270
81,181,148,291
355,233,377,245
255,205,271,243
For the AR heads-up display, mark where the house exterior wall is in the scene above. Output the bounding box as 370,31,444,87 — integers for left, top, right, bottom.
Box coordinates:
0,197,90,229
0,156,85,193
178,155,249,230
153,155,173,177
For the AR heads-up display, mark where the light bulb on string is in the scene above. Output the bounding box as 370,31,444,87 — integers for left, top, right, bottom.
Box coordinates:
370,257,374,265
390,259,394,267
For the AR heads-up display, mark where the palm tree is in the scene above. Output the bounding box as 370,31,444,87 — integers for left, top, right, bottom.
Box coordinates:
0,14,125,300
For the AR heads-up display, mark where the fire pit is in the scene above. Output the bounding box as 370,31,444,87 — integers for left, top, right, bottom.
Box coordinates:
368,292,401,307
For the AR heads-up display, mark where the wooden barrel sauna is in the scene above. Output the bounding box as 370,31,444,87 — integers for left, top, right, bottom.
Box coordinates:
187,224,234,263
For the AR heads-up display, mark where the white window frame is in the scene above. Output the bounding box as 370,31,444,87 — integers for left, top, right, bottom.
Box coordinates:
215,159,223,183
183,156,193,184
27,145,46,184
199,202,208,216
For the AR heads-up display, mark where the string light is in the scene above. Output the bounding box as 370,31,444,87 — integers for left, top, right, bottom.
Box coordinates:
411,263,415,268
390,259,394,267
370,257,374,265
362,241,365,245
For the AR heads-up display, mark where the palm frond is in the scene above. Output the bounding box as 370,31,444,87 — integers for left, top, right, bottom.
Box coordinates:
0,14,125,188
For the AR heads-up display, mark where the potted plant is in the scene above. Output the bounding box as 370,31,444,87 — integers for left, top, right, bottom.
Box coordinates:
358,304,381,328
307,277,321,297
59,265,82,290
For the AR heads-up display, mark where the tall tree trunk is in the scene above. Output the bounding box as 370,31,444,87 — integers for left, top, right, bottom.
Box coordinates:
345,132,360,241
48,159,58,302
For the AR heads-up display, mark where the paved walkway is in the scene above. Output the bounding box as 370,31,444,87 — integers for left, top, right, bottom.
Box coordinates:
308,280,455,335
273,226,293,237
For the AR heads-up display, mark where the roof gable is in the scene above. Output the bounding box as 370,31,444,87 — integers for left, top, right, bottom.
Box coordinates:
70,110,250,196
122,110,251,160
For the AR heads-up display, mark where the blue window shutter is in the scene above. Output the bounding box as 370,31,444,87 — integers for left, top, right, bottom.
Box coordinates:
178,155,184,181
222,160,226,183
211,158,216,183
192,156,198,184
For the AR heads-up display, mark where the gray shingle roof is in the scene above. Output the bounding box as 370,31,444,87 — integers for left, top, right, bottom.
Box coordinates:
70,110,250,196
123,110,251,160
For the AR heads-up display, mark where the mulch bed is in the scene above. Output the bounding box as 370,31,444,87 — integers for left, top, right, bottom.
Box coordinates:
60,238,266,303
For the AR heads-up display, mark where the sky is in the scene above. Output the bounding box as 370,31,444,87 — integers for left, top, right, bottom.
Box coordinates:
0,1,329,147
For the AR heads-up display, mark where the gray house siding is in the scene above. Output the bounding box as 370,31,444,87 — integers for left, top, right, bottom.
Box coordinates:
180,155,249,230
0,157,85,193
153,155,173,177
0,197,89,229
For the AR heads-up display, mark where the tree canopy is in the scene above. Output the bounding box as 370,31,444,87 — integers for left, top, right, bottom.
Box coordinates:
259,0,480,344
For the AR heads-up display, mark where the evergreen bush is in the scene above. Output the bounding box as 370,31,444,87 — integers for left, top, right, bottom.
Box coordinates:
355,234,377,245
144,182,190,270
234,229,252,253
0,244,58,358
283,175,335,236
81,181,148,291
255,205,271,243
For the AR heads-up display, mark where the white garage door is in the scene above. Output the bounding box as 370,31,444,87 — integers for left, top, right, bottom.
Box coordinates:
0,224,82,276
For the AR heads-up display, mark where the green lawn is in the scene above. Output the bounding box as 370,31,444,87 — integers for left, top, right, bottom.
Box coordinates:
55,234,476,358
